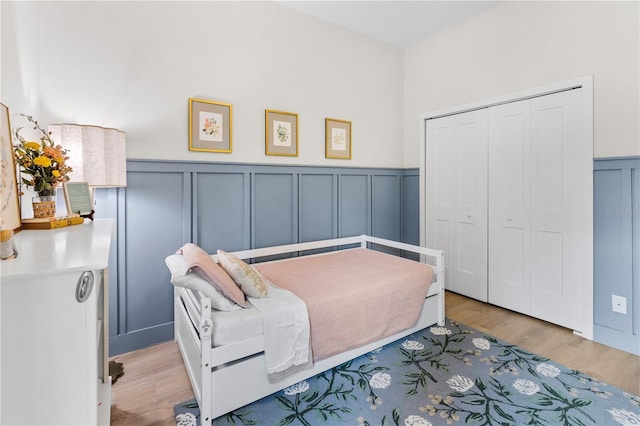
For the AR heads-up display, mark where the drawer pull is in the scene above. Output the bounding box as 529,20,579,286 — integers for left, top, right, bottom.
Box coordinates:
76,271,94,303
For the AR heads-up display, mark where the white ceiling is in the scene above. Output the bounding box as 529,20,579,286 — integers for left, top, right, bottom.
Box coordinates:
276,1,502,48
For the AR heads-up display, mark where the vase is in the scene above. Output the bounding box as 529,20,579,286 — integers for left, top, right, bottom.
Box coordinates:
32,194,56,218
0,229,17,260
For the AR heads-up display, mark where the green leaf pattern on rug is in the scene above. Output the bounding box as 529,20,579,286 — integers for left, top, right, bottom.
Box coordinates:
177,319,640,426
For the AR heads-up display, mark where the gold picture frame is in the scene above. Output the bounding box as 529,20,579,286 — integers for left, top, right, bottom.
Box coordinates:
0,102,21,232
265,109,298,157
189,98,232,153
325,118,352,160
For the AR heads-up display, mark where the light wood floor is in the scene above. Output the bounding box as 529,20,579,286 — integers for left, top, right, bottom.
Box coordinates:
110,291,640,425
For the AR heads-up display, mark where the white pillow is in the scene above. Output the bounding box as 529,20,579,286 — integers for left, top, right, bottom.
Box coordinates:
165,254,241,311
217,250,270,298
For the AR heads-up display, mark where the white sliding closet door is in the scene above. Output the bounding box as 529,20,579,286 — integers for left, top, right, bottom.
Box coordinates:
488,89,584,331
488,100,531,314
529,90,583,330
426,109,488,301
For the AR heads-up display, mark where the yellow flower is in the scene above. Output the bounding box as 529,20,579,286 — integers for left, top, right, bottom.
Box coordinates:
52,170,60,177
33,156,52,167
24,141,41,150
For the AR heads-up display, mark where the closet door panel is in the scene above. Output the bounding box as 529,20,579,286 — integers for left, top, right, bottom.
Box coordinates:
426,117,455,285
452,110,488,301
426,110,488,300
530,90,583,330
488,100,531,314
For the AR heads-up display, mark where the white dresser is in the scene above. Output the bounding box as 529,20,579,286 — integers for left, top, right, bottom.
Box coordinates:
1,219,113,425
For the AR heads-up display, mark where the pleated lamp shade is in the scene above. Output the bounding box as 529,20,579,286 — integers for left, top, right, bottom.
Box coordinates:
49,124,126,187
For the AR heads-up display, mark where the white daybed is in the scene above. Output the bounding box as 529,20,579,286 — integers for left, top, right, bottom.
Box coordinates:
173,235,445,425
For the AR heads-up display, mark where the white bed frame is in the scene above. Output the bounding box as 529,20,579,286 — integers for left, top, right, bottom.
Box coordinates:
173,235,445,425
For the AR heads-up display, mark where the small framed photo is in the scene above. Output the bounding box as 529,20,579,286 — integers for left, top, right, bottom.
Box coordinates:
189,98,232,153
325,118,351,160
63,182,93,215
265,109,298,157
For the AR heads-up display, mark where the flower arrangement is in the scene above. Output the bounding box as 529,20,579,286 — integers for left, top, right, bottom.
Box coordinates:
13,114,72,197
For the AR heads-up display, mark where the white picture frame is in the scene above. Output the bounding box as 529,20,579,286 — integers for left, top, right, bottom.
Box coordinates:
63,181,93,215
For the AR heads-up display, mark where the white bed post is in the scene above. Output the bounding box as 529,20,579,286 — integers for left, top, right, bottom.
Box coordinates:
435,250,446,326
200,298,214,426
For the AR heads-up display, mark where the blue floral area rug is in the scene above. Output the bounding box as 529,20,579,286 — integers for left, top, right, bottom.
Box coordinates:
175,319,640,425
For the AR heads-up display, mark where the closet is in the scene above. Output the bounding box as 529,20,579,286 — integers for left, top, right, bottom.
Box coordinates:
421,78,593,336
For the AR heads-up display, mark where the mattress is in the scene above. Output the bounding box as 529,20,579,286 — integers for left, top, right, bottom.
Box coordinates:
204,248,434,351
254,248,434,360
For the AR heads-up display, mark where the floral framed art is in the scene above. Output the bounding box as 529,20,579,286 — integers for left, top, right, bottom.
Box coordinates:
188,98,232,153
325,118,351,160
265,109,298,157
0,102,21,232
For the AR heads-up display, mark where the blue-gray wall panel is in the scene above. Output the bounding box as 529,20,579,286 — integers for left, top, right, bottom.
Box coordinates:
372,174,400,240
593,157,640,355
253,173,296,248
402,172,420,245
593,169,630,332
122,171,184,333
110,160,420,355
194,172,247,253
338,174,369,237
299,174,335,242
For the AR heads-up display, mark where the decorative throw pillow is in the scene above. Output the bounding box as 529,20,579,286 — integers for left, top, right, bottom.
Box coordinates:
164,254,241,311
217,250,270,298
178,243,250,308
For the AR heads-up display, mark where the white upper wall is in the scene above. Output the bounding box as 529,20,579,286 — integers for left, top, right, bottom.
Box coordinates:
404,1,639,166
1,1,405,168
3,2,638,169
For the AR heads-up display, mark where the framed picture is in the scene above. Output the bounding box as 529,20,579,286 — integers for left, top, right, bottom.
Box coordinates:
265,109,298,157
0,102,21,231
325,118,352,160
189,98,232,153
63,182,93,215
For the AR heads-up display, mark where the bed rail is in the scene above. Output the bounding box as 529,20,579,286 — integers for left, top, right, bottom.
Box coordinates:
227,235,362,260
227,235,444,284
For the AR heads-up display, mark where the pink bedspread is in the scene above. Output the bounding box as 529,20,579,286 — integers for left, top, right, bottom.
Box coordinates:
253,248,434,361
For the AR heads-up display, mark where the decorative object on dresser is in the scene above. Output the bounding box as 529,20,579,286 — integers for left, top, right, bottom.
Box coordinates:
63,181,94,220
21,214,84,230
325,117,352,159
13,114,73,219
265,109,298,156
0,103,21,233
49,123,127,220
0,229,17,259
188,98,232,153
0,219,113,425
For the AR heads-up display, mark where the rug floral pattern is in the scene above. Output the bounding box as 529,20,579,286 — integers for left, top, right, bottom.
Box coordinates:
175,319,640,425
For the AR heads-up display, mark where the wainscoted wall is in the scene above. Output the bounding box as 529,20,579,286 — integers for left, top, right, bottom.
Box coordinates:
593,157,640,355
104,160,420,355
